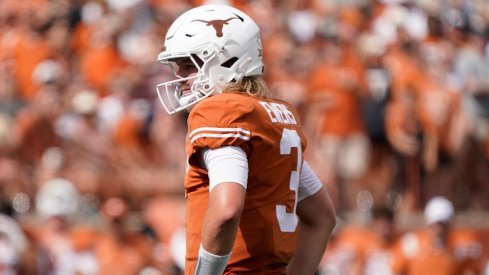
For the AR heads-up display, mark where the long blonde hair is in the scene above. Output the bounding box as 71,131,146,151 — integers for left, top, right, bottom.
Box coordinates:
222,76,271,98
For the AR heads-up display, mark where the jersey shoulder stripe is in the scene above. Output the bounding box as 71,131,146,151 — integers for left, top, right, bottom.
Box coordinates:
189,127,251,144
187,94,257,149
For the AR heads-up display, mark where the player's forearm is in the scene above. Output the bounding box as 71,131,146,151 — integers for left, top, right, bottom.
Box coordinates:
196,219,238,275
201,182,245,255
195,185,244,275
201,209,241,255
286,219,335,274
287,187,336,274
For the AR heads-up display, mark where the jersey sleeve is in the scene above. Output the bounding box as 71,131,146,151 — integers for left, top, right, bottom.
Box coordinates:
187,95,256,152
297,161,323,202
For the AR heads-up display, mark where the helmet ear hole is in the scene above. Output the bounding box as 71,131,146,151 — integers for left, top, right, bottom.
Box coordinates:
221,57,238,68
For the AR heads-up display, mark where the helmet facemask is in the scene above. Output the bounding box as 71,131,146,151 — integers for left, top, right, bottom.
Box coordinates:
156,49,216,114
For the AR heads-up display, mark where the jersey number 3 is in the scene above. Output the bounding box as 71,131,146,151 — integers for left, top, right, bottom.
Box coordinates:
276,128,301,232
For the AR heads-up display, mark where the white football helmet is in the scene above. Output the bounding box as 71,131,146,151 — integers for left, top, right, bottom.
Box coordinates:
156,4,264,114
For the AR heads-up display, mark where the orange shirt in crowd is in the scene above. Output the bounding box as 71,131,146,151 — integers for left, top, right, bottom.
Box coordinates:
71,22,93,58
69,226,154,275
383,46,423,102
79,43,127,97
13,107,60,164
449,228,486,274
308,57,365,137
391,227,485,275
320,225,398,275
382,47,421,147
13,31,54,100
113,113,144,149
320,227,362,275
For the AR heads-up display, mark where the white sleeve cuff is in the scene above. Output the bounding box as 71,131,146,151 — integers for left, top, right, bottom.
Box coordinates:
194,245,231,275
298,161,323,202
203,146,249,191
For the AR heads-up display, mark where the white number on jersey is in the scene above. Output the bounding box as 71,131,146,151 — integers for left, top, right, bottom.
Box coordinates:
276,128,301,232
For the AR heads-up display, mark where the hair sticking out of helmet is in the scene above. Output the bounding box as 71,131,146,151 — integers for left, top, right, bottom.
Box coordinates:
155,4,264,114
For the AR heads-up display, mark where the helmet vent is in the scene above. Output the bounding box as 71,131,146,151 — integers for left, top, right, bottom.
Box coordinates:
191,54,204,68
221,57,238,68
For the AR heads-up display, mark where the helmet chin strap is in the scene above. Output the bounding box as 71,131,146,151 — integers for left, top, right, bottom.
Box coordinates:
174,81,195,108
177,85,211,109
178,93,198,109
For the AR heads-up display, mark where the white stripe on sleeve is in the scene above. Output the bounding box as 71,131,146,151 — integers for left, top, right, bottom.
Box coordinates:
189,127,251,144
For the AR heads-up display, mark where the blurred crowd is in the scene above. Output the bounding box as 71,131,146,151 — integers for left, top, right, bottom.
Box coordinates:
319,196,489,274
0,0,489,274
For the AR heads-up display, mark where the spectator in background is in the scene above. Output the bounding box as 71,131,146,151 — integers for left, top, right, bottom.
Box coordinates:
356,31,400,212
392,196,458,275
392,196,485,275
88,196,155,275
361,206,398,275
415,22,472,207
319,206,398,275
142,194,186,273
307,30,369,211
11,0,70,102
0,213,28,275
29,178,92,275
452,26,489,210
12,71,64,166
318,217,360,275
74,1,130,98
381,21,451,210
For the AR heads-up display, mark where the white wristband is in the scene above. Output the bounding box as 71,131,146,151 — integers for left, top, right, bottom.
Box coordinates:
194,245,231,275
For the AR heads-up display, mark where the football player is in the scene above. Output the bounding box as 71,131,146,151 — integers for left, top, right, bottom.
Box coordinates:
155,4,336,274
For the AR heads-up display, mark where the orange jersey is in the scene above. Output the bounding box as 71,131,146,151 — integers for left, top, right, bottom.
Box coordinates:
184,93,307,274
449,228,486,274
392,228,459,275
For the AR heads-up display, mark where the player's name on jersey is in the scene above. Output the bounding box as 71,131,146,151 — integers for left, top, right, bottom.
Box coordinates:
259,101,297,125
